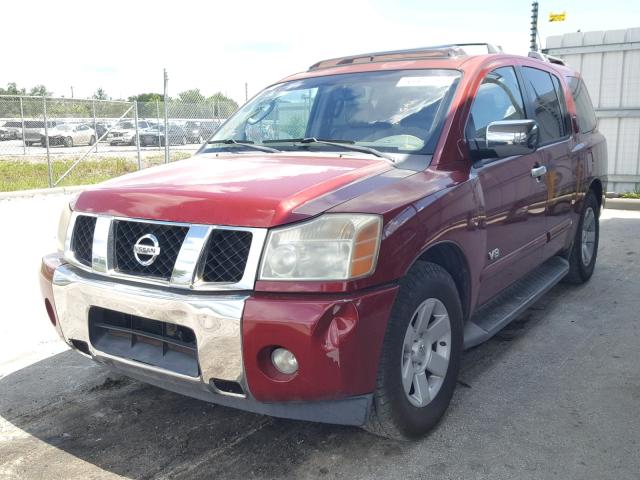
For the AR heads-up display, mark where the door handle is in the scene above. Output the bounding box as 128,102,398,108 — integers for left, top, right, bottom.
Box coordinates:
531,165,547,178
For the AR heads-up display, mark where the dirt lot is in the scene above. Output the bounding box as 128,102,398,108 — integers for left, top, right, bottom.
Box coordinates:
1,195,638,480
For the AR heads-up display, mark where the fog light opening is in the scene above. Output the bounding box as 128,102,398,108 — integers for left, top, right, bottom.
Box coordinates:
44,299,56,326
210,379,245,397
271,347,299,375
70,339,90,356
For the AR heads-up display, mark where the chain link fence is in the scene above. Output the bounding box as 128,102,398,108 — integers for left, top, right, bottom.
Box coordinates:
0,95,237,191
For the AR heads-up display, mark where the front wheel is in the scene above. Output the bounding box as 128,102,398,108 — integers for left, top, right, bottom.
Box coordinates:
88,135,96,146
365,262,463,440
564,190,600,284
63,136,73,147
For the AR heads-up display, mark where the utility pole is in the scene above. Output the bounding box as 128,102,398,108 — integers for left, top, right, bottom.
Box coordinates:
530,1,539,52
163,69,169,164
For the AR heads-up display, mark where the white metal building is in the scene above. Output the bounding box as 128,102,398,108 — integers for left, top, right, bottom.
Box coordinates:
546,28,640,193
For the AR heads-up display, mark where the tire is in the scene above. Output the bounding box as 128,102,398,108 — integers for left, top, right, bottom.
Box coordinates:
89,135,96,146
564,190,600,284
63,136,73,148
365,262,463,440
130,136,137,146
26,141,33,147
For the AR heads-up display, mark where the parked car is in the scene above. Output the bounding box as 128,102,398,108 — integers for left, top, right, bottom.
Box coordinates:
108,120,152,145
46,123,97,147
139,123,188,146
94,122,113,141
184,121,204,143
198,120,221,139
0,126,11,141
23,120,58,146
41,43,606,440
0,121,20,140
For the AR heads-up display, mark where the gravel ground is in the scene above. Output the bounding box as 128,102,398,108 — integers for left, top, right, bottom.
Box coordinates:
0,196,638,480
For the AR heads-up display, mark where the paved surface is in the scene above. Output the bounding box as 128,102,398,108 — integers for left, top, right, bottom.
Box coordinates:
1,196,638,480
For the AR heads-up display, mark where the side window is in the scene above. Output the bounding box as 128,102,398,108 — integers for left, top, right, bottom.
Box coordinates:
568,76,597,134
466,67,526,149
521,67,567,144
551,74,571,135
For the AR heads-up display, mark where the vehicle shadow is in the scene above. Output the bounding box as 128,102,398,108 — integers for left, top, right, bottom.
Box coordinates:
0,282,580,480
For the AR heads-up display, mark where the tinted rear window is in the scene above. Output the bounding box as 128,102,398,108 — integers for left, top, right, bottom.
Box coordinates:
521,67,567,144
568,76,597,134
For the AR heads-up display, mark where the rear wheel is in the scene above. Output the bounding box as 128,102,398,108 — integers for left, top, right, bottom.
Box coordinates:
365,262,463,440
564,190,600,284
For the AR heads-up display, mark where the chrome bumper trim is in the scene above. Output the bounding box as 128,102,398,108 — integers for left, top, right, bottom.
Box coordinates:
52,264,248,390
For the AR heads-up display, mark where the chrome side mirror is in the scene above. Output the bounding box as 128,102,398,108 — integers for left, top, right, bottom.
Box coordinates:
485,119,539,158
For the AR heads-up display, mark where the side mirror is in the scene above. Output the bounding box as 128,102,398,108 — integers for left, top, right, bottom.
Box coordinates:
485,119,539,158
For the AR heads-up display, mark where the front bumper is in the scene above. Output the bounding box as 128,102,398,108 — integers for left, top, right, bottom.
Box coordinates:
40,255,398,426
108,135,133,145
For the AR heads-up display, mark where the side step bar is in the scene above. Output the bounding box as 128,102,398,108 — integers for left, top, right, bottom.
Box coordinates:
463,256,569,349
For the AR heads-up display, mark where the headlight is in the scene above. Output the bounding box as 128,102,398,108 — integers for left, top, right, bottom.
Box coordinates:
259,214,382,281
57,202,73,254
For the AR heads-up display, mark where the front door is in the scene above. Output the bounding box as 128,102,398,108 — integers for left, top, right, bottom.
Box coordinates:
466,66,549,304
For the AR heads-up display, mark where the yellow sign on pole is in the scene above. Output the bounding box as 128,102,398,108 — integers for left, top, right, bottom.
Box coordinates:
549,11,567,22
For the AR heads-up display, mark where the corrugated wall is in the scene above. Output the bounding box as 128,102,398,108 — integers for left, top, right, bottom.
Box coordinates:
546,28,640,193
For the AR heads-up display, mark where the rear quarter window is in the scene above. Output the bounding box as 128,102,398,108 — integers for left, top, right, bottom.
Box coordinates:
568,76,597,134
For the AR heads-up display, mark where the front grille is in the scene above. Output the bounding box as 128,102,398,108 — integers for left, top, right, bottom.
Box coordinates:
202,230,252,283
113,220,188,280
88,307,199,377
71,215,97,266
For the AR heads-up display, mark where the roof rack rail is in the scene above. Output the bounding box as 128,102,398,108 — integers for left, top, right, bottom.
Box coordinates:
309,43,503,71
528,50,566,66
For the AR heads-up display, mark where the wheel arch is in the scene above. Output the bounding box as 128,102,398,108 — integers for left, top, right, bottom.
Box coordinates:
589,178,604,210
409,241,472,321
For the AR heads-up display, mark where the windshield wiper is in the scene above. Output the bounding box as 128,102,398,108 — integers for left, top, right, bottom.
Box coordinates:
264,137,395,163
207,139,280,153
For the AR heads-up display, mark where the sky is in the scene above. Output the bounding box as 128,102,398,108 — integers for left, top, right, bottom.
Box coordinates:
2,0,639,104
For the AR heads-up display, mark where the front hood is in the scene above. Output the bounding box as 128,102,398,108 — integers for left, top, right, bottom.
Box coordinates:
74,153,393,227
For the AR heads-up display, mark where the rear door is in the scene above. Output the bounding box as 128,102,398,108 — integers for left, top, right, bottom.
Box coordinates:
467,66,549,305
519,66,577,258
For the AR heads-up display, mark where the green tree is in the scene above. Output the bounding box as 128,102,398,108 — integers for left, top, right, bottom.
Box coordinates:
93,88,108,100
0,82,26,95
29,84,52,96
128,92,163,102
207,92,239,116
177,88,205,104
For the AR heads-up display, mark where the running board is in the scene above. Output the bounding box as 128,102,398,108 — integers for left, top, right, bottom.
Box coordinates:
463,256,569,349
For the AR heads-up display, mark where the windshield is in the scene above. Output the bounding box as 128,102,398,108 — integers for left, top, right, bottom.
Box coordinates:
117,122,135,129
57,124,74,131
206,69,460,157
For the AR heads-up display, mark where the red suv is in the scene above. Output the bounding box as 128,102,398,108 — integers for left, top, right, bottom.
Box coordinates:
40,44,606,439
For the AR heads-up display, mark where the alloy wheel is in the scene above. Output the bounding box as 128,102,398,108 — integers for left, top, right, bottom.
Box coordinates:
581,207,596,266
401,298,452,407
